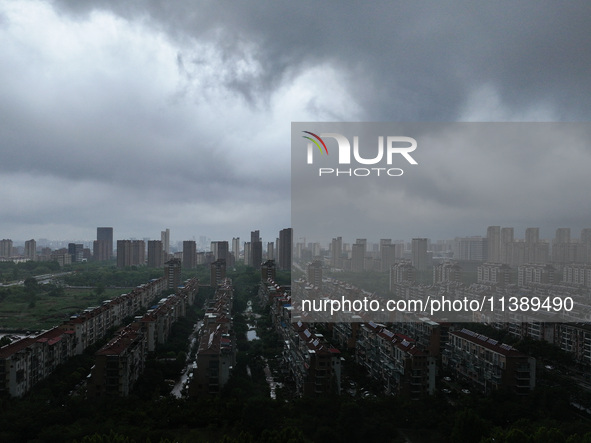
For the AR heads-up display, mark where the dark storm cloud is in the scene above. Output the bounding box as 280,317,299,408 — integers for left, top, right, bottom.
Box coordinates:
51,0,591,120
2,0,591,243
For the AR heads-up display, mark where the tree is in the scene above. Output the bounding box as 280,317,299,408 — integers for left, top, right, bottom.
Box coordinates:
450,409,489,443
95,283,105,299
24,277,39,295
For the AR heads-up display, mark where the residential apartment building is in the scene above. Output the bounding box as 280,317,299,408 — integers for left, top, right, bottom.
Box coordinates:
260,279,342,397
443,328,535,395
24,239,36,261
165,258,182,290
88,278,199,397
182,240,197,269
517,264,556,287
147,240,164,268
356,321,435,399
95,227,113,261
189,279,235,397
210,259,226,288
0,239,13,258
1,277,171,397
477,263,512,286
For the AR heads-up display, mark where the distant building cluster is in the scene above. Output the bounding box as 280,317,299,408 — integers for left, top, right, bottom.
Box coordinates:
1,227,292,280
291,226,591,277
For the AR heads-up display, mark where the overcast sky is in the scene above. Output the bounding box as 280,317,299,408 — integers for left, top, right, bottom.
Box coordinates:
1,1,590,246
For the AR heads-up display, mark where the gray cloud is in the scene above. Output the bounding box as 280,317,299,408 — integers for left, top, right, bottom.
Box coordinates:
292,122,591,244
1,1,590,245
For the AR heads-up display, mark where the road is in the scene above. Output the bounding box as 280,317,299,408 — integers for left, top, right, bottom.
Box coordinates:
171,319,203,398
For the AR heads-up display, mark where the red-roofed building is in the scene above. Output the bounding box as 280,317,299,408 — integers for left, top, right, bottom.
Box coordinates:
443,328,535,394
88,278,199,398
0,328,75,397
87,324,146,397
259,278,342,397
189,278,236,397
356,322,435,399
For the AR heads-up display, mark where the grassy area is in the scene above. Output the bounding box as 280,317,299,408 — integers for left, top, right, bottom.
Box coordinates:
0,287,132,331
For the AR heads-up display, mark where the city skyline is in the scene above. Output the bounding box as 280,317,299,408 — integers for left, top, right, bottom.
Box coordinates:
4,223,591,249
2,2,591,243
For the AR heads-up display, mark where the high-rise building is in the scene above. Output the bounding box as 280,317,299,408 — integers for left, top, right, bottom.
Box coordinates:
116,240,130,268
161,228,170,257
525,227,539,245
147,240,164,268
0,239,13,258
487,226,501,263
331,236,343,269
131,240,145,266
211,241,229,262
454,236,487,261
278,228,292,271
351,242,365,272
68,243,84,263
380,243,397,272
165,258,182,289
307,260,323,288
210,259,226,287
96,227,113,261
183,241,197,269
355,238,367,256
525,227,540,264
232,237,240,261
412,238,429,271
552,228,573,264
251,241,262,269
267,242,274,260
251,230,260,244
117,240,145,268
250,230,262,269
501,227,514,264
24,239,36,261
243,242,251,266
511,227,549,265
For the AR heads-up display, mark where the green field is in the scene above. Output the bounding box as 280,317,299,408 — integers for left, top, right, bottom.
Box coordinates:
0,287,133,331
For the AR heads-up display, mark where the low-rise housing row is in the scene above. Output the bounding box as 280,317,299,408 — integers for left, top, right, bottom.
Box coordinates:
88,278,199,397
0,277,166,397
443,328,535,395
261,277,343,397
293,273,537,397
356,321,436,399
189,278,235,397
